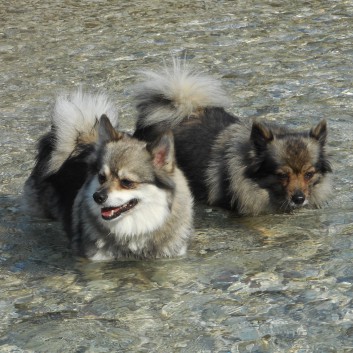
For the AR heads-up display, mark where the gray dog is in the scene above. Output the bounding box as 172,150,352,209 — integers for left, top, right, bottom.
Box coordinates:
24,91,193,260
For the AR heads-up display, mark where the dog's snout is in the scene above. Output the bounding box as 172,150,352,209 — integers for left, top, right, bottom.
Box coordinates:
93,191,108,205
291,191,305,205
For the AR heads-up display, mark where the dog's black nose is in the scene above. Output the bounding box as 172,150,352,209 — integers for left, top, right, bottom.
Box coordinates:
93,191,108,205
291,191,305,205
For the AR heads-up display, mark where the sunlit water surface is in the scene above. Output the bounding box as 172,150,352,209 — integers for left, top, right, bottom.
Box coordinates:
1,1,353,352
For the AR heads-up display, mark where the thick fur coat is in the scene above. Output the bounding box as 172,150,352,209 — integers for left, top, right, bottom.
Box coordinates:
24,90,193,260
133,61,332,215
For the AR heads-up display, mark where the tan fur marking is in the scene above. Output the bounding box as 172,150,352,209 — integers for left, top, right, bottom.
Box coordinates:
277,164,317,200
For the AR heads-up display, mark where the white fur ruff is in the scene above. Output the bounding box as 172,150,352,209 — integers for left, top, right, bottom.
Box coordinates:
85,178,170,244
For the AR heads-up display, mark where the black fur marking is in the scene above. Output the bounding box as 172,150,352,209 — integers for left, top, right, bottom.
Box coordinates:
134,125,164,143
315,154,332,174
173,108,239,201
29,130,56,186
73,197,85,256
134,95,174,142
245,154,279,181
250,122,274,153
25,130,58,218
45,144,96,237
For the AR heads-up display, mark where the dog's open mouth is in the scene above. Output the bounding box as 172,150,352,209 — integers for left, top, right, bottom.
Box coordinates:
101,199,138,220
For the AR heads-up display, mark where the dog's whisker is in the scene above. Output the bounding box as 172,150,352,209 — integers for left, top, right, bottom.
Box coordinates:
279,199,289,211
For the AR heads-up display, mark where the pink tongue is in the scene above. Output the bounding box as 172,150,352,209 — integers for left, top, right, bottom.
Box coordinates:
100,199,138,220
101,207,120,218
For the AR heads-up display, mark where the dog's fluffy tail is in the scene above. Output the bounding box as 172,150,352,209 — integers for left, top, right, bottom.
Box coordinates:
134,60,230,134
48,90,118,173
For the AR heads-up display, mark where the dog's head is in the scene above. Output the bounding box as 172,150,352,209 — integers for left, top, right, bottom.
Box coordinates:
249,119,332,211
87,115,176,235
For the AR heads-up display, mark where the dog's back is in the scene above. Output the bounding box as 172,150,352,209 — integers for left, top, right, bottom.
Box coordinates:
133,60,239,200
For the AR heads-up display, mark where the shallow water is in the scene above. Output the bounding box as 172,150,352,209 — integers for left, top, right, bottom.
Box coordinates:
1,1,353,352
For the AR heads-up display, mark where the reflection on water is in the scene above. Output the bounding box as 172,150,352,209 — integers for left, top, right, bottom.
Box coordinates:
1,1,353,352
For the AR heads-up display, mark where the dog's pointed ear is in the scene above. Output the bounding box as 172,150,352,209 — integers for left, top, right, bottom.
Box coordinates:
310,119,327,146
147,132,175,173
98,114,124,145
250,121,274,150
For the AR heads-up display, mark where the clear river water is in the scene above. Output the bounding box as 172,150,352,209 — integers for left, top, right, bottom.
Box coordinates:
1,1,353,352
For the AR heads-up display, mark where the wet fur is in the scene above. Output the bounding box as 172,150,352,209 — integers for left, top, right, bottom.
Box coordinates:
24,91,193,260
133,61,332,215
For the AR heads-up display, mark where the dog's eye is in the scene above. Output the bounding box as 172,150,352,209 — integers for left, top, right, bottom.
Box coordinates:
304,171,315,180
277,172,288,181
120,179,135,189
98,173,106,184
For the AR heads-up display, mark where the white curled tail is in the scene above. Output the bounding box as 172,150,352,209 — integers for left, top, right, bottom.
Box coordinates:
134,59,230,129
49,89,118,173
